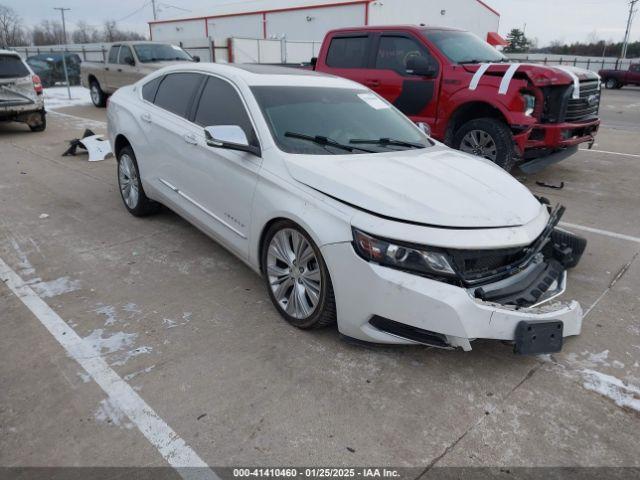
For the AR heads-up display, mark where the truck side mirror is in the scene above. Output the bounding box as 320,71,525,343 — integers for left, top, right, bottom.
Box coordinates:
192,55,200,63
310,57,318,67
126,57,135,66
406,56,437,78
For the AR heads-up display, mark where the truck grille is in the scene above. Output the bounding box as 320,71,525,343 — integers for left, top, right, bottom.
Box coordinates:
565,79,600,122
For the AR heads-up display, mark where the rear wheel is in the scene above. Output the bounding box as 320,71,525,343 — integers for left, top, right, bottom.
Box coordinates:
28,111,46,132
261,221,336,329
453,117,515,171
117,146,159,216
90,80,106,107
604,78,619,89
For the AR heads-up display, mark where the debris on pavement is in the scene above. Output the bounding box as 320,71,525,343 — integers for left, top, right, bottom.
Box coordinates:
62,128,112,161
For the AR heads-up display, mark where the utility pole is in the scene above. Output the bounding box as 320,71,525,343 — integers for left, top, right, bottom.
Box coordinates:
54,7,72,100
621,0,638,60
151,0,158,20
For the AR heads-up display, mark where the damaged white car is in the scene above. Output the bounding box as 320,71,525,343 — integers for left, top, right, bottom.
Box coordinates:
107,64,586,355
0,50,45,132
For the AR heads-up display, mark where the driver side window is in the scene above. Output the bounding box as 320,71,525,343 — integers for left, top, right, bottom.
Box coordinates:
375,35,437,76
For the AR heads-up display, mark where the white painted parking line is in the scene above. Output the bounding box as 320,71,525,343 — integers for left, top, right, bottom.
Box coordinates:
560,222,640,245
579,148,640,158
0,257,217,480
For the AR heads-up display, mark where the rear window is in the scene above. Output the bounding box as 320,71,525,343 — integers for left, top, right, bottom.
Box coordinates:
142,76,162,102
326,36,368,68
153,73,202,118
0,55,30,78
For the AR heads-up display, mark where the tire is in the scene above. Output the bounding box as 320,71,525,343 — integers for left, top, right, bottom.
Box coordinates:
90,80,107,108
261,220,336,329
452,117,516,171
28,112,46,132
604,78,619,89
117,146,159,217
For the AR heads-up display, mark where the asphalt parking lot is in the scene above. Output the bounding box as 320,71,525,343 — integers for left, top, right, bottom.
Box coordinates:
1,86,639,476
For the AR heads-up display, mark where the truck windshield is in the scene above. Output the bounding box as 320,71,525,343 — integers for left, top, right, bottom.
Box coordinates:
132,44,192,63
0,55,30,78
251,86,430,155
424,30,506,64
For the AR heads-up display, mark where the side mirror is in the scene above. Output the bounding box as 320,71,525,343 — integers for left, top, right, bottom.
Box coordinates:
416,122,431,136
192,55,200,63
126,57,135,66
406,56,437,78
205,125,261,156
310,57,318,67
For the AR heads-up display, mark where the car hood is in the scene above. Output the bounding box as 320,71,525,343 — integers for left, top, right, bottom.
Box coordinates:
461,63,600,87
285,146,543,228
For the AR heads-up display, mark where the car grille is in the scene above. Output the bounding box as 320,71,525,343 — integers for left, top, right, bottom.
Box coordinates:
565,79,600,122
448,206,565,286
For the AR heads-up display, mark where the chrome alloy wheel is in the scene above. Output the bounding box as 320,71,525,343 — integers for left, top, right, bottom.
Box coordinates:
460,129,498,161
118,153,140,209
90,85,100,105
266,228,322,319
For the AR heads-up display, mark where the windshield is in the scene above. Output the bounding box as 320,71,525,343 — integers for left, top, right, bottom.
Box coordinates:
250,86,430,155
133,43,192,63
424,30,506,64
0,55,30,78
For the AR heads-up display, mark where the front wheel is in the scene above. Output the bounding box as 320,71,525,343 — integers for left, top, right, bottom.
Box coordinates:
604,78,619,89
452,117,516,171
261,221,336,329
90,80,107,107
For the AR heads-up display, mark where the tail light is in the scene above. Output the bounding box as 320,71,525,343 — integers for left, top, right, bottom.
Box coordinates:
32,75,43,95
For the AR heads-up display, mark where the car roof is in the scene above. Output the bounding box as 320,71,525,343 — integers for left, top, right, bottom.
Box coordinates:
0,49,21,57
151,62,365,89
327,24,464,34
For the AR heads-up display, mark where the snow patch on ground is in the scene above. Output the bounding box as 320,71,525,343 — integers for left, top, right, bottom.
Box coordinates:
29,276,81,298
94,398,134,429
83,327,152,367
123,365,156,381
44,86,92,111
581,369,640,412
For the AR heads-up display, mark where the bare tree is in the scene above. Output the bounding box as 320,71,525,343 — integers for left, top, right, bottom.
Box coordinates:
103,20,145,42
0,4,28,46
72,20,100,44
32,20,65,45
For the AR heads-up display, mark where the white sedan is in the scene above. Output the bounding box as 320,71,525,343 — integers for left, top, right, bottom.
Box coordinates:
107,63,586,355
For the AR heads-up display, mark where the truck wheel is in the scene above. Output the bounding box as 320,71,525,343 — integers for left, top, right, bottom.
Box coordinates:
604,78,618,89
90,80,107,108
453,118,515,171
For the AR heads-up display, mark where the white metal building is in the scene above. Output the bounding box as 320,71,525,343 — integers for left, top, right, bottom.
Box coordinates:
149,0,503,47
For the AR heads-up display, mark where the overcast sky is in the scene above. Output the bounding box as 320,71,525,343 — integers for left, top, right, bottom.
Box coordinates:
3,0,638,46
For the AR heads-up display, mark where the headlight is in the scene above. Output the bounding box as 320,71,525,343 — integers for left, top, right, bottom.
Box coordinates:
352,228,457,280
522,93,536,116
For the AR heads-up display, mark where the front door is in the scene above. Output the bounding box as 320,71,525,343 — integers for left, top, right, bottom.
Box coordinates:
115,45,139,89
368,33,440,125
173,74,262,257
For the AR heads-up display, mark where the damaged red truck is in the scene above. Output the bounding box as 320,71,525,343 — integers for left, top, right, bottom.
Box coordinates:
311,26,601,172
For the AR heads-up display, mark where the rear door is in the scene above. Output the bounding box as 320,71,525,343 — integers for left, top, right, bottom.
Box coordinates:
628,64,640,85
0,54,37,107
114,45,138,89
319,33,377,89
103,45,120,91
141,72,205,208
368,32,440,124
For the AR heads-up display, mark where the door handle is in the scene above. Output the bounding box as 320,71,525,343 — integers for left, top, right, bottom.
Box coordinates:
365,79,380,87
183,133,198,145
105,67,109,71
140,113,151,123
117,68,122,72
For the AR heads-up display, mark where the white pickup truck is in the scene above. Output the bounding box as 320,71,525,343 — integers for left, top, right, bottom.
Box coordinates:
80,41,197,107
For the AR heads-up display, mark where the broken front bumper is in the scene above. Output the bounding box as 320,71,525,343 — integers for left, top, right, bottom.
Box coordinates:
322,241,582,353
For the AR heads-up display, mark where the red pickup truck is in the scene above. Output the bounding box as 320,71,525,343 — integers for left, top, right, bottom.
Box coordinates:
312,26,601,172
599,64,640,90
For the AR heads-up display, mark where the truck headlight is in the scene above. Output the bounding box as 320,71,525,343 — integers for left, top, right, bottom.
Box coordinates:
522,93,536,116
352,228,457,280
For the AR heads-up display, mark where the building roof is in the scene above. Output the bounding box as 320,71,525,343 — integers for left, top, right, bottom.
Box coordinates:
149,0,499,25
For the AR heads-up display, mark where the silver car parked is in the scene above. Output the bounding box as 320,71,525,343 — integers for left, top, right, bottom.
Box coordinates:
0,49,45,132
